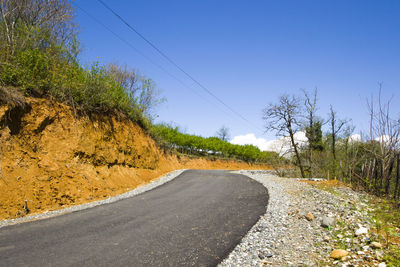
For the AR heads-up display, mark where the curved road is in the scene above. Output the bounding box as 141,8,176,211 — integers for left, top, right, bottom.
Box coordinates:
0,170,268,267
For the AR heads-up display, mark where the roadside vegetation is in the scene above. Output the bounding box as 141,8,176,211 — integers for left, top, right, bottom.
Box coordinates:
151,124,279,163
263,88,400,200
0,0,163,129
264,88,400,263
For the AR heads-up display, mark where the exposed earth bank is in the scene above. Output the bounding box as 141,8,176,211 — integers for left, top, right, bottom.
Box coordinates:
0,97,270,220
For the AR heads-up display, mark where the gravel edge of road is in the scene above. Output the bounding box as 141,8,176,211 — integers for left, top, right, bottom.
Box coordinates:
218,170,288,267
0,169,186,228
219,170,384,267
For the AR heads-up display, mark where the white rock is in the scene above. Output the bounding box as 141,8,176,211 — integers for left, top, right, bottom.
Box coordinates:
321,216,335,228
378,263,386,267
371,241,383,249
354,226,368,236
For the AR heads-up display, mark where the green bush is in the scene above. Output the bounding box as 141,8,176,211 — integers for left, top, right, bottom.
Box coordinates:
0,1,159,130
150,124,280,163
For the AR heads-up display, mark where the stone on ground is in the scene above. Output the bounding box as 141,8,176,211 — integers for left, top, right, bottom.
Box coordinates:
321,216,335,228
305,212,314,221
354,226,368,236
370,241,383,249
330,249,349,259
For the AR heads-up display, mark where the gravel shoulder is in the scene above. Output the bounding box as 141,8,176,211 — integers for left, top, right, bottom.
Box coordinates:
220,170,387,267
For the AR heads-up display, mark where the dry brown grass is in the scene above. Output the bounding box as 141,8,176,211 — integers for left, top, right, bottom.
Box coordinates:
0,86,26,108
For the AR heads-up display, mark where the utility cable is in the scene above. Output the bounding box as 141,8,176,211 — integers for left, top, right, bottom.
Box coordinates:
75,3,235,120
96,0,264,133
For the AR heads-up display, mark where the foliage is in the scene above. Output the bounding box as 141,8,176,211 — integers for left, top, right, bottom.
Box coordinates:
0,0,77,57
305,120,323,151
369,199,400,265
265,89,400,203
151,124,280,163
105,64,165,121
0,0,163,129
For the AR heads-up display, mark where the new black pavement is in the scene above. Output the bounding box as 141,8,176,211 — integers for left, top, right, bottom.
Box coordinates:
0,169,268,267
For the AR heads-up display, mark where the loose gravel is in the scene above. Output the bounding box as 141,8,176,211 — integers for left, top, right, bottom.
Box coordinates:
0,169,186,228
220,170,384,267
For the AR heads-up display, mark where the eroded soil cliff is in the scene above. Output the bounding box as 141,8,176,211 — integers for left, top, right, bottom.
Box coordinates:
0,97,269,220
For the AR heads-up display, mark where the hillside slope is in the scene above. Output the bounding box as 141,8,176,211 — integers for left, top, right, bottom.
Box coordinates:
0,97,270,220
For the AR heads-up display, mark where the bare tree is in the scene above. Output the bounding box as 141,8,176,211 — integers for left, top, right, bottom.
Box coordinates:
105,64,165,120
366,85,400,195
106,64,140,93
0,0,76,56
263,94,306,178
303,88,319,177
216,125,230,141
328,105,349,161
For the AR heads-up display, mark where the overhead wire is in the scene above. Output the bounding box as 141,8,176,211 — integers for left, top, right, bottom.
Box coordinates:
74,3,234,119
96,0,264,133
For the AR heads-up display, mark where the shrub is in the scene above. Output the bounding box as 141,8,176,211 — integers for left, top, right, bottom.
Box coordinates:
0,1,161,130
150,124,280,163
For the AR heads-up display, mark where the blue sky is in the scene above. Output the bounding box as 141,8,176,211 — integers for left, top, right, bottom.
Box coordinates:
74,0,400,144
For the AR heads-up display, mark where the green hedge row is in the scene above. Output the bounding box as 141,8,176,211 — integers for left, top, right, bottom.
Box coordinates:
151,124,279,163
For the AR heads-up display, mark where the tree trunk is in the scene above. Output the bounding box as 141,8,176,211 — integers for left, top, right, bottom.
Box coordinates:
370,159,374,190
385,159,394,195
340,161,343,182
373,158,378,194
379,159,384,195
309,147,313,178
349,168,353,186
289,128,305,178
360,163,366,189
394,154,400,199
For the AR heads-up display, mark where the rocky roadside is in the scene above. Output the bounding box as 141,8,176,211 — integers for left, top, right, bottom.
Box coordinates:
219,170,388,267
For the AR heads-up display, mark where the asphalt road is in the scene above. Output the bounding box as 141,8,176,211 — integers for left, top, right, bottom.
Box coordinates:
0,170,268,267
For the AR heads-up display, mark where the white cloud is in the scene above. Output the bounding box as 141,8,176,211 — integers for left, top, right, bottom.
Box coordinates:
375,134,391,144
349,134,362,142
230,133,270,151
374,134,399,146
230,131,308,157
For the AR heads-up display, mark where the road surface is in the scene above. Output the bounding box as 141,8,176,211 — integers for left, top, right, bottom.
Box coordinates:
0,170,268,266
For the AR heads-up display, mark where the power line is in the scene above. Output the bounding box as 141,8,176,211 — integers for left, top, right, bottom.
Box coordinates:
96,0,264,133
75,3,234,119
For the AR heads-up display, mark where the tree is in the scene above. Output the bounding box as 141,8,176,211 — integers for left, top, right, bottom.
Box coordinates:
303,88,323,177
263,94,306,178
327,105,350,180
138,78,165,120
328,105,349,161
105,64,165,121
216,125,230,141
0,0,77,56
366,86,400,195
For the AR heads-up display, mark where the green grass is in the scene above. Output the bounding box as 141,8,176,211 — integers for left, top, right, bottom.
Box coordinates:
369,198,400,265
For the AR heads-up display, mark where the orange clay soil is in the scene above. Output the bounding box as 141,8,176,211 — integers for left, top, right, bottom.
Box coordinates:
299,179,348,189
0,97,271,220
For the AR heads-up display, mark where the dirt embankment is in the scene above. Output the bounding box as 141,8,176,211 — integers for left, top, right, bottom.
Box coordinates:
0,97,270,220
